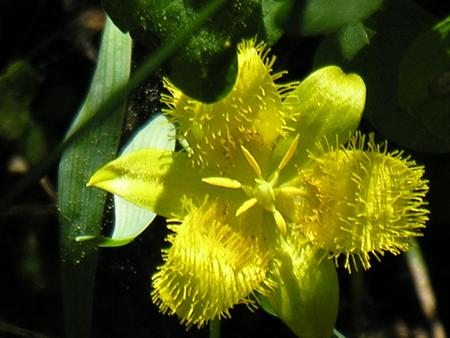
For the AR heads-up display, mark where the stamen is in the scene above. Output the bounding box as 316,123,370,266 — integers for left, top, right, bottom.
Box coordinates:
268,171,279,186
201,177,242,189
236,198,258,216
241,145,262,177
277,186,309,196
277,134,300,171
273,209,287,236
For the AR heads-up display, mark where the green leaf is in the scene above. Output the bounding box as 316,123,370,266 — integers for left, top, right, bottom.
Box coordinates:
262,240,339,338
398,16,450,148
57,16,131,338
315,0,444,152
102,0,259,101
286,0,382,36
260,0,295,45
335,22,374,61
255,293,278,317
98,114,176,247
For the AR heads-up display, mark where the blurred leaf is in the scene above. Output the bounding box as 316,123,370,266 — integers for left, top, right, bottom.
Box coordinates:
286,0,382,36
335,22,374,61
314,0,446,152
97,114,175,247
0,61,39,140
255,293,277,317
24,125,47,164
57,16,131,338
260,0,295,45
262,241,339,338
102,0,257,101
0,61,48,164
398,16,450,147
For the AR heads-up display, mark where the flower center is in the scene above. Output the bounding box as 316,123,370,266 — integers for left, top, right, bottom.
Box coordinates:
253,178,275,212
201,134,300,236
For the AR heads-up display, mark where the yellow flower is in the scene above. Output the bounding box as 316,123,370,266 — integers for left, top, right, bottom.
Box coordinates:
87,39,428,335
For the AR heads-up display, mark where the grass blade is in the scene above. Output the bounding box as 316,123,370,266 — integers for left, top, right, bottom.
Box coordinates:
57,16,131,338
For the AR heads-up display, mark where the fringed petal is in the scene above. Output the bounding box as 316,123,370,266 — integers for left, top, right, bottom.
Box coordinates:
151,198,274,327
161,39,294,172
299,133,429,271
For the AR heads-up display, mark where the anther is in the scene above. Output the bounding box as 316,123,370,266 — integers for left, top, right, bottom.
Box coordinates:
202,177,242,189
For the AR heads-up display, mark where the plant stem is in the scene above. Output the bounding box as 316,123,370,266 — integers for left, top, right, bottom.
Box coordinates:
209,319,221,338
406,240,447,338
333,328,347,338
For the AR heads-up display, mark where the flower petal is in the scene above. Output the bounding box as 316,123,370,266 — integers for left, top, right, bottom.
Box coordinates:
151,199,274,327
100,114,176,246
281,66,366,168
88,149,214,218
162,39,288,171
300,134,429,271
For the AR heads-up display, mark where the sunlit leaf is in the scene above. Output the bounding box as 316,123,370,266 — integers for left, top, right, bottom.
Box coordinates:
57,16,132,338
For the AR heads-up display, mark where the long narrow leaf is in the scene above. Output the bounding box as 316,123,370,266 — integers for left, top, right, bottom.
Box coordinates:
57,16,131,338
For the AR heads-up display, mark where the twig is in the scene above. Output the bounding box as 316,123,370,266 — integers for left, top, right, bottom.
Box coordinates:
406,241,447,338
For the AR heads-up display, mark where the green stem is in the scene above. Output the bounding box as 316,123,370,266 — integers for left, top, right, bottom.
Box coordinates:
350,271,364,334
209,319,221,338
332,328,347,338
